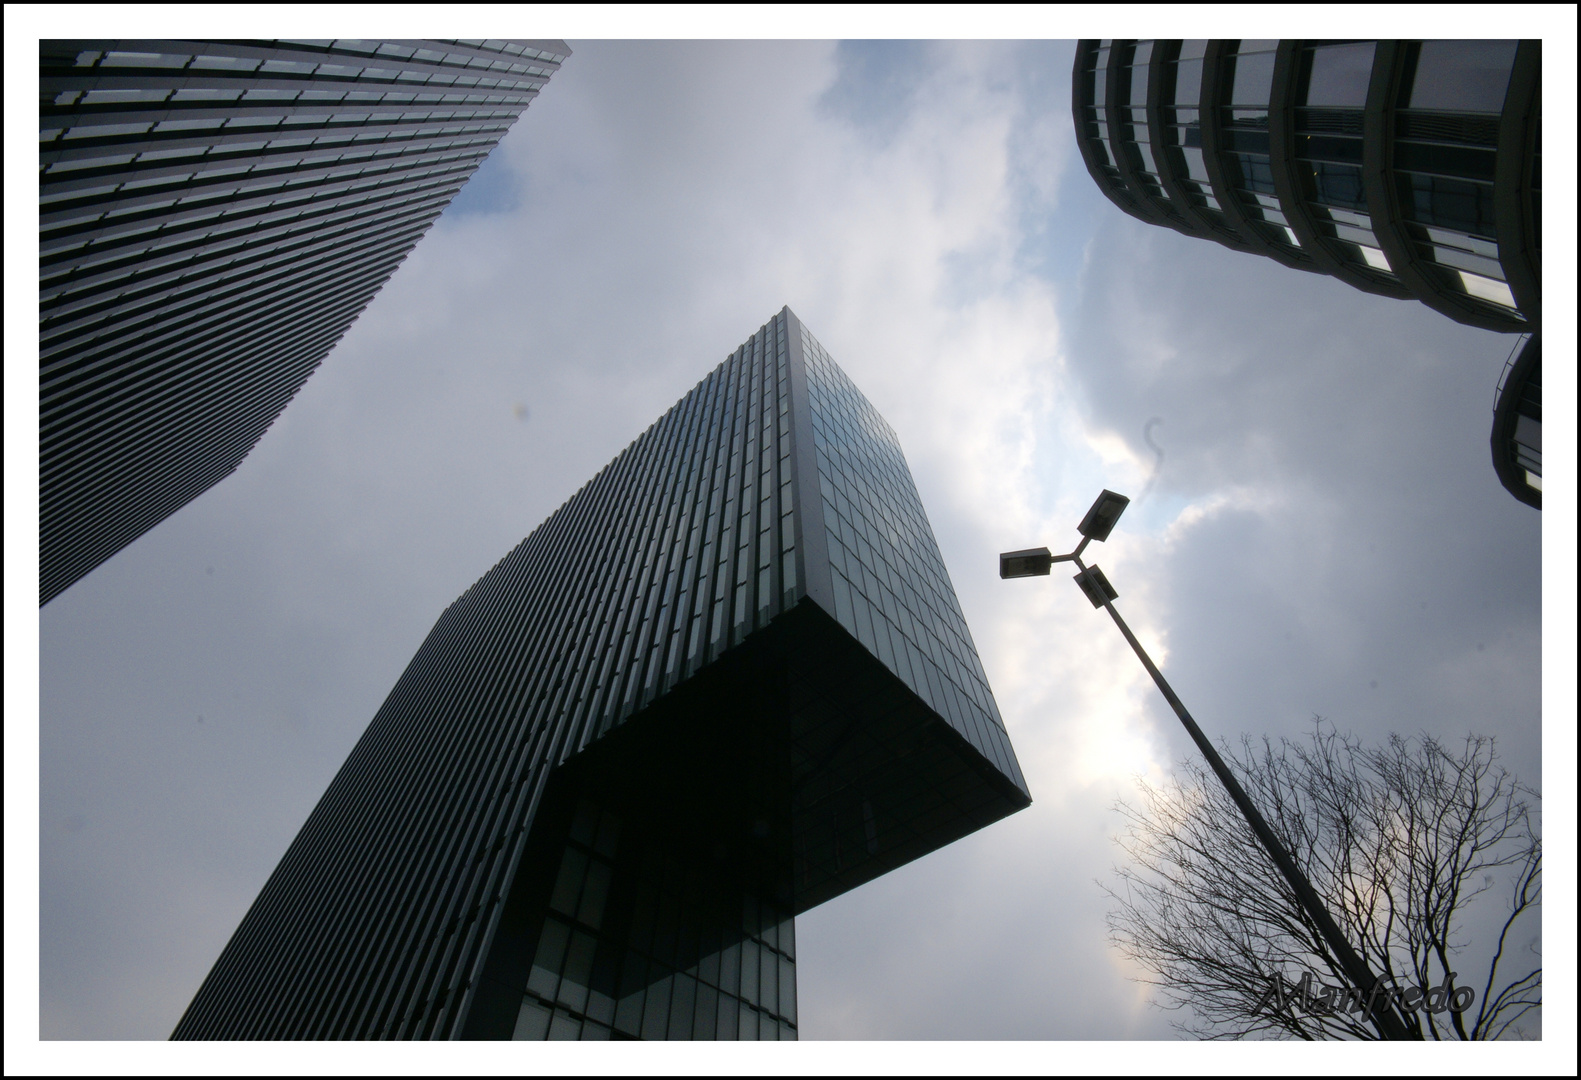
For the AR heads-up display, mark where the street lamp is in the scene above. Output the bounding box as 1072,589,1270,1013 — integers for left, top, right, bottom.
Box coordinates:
1002,490,1418,1041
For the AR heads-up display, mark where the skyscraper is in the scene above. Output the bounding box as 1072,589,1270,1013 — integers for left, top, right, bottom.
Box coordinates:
1071,40,1542,506
39,38,570,605
172,308,1031,1040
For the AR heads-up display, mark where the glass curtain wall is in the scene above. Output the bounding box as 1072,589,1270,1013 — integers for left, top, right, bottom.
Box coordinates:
1114,40,1176,218
1161,40,1224,216
1079,40,1123,188
1393,40,1521,315
1296,41,1399,277
1220,40,1304,252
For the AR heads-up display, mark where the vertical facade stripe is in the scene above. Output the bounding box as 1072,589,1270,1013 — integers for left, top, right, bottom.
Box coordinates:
40,38,571,605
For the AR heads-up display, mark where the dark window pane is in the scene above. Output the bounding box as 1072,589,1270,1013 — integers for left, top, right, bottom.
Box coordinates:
1297,133,1364,165
740,938,760,1006
640,972,672,1041
1305,161,1368,210
720,939,741,997
1223,128,1271,154
693,983,719,1040
779,957,797,1024
577,859,612,929
569,799,598,846
1394,141,1497,182
527,918,569,998
716,992,739,1040
1228,153,1276,194
1397,172,1497,236
668,973,697,1040
548,848,587,916
613,952,646,1036
557,930,596,1012
760,948,779,1016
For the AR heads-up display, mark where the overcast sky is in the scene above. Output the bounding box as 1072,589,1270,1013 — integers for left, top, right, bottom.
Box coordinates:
9,10,1577,1074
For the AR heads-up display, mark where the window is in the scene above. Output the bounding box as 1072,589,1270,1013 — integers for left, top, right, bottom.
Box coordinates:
1406,40,1517,113
1302,42,1375,107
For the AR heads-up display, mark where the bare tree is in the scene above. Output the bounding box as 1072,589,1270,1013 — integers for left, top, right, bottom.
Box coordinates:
1104,719,1540,1040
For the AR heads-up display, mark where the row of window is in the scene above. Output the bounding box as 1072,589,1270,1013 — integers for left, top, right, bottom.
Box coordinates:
42,160,480,312
801,328,1019,786
499,320,798,748
64,84,543,107
516,800,796,1040
805,366,984,695
42,173,460,332
44,136,495,238
1079,39,1526,315
73,41,558,82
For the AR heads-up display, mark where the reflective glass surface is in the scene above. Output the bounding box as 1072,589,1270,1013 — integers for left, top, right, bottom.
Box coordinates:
1220,41,1300,252
1393,41,1519,314
801,326,1024,789
513,799,798,1041
1293,44,1393,277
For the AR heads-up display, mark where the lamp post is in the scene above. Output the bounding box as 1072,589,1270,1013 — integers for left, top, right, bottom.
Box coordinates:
1001,490,1418,1041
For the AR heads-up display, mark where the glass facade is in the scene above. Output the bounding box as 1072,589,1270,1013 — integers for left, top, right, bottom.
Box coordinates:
802,326,1025,790
1490,333,1541,509
1221,40,1305,252
1295,41,1399,277
1071,39,1540,335
1161,40,1224,217
39,39,569,605
172,309,1030,1040
511,798,799,1041
1393,40,1520,311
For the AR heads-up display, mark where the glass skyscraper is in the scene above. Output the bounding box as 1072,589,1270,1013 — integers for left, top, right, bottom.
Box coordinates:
171,308,1031,1040
1072,39,1541,506
39,38,570,604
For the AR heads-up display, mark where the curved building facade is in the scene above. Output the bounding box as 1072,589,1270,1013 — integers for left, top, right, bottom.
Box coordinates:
1072,40,1540,333
40,39,569,605
1491,333,1541,509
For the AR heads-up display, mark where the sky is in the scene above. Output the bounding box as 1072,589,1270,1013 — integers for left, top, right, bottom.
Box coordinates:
7,9,1577,1075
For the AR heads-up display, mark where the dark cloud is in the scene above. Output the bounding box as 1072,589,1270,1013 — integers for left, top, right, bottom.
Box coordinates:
1062,214,1540,785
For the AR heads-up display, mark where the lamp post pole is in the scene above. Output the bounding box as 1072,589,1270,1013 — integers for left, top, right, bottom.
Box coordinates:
1003,491,1418,1041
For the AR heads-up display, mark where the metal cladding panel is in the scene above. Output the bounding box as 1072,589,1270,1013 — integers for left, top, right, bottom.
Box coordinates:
173,310,1028,1041
38,38,570,605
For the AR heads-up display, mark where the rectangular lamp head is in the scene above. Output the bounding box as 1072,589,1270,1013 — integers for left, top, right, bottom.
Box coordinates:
1074,565,1119,608
1077,489,1130,543
1000,547,1054,579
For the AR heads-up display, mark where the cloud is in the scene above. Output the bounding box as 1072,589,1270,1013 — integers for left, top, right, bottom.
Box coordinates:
33,35,1547,1053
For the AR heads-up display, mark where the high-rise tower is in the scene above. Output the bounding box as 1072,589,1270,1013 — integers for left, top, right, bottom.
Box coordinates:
39,39,570,604
1072,40,1542,507
172,308,1031,1040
